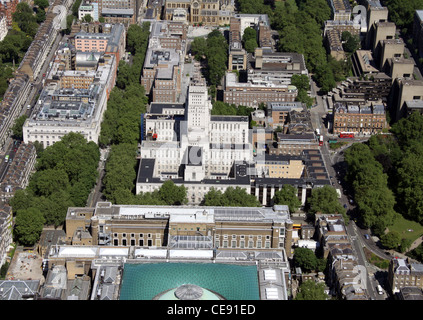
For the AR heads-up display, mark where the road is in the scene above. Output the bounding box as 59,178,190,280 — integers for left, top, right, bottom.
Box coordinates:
309,79,390,300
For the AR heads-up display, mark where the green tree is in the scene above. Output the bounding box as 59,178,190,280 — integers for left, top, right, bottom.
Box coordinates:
155,180,187,205
273,185,302,212
14,207,45,246
34,0,49,9
380,231,401,250
12,2,38,37
341,31,360,54
82,14,93,23
307,185,345,217
190,37,207,60
295,280,328,300
345,143,398,231
293,247,317,272
203,187,260,207
244,38,258,53
11,114,27,140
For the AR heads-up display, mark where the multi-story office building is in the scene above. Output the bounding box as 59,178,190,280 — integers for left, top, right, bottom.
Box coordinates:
388,258,423,295
22,83,108,147
249,48,308,87
148,20,187,51
332,102,387,135
141,48,182,103
223,72,298,108
384,57,414,82
389,77,423,121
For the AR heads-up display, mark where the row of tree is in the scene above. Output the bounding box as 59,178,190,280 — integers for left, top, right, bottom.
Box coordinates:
100,23,150,203
10,133,100,245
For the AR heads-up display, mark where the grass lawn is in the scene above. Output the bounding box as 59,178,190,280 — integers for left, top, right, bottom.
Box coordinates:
388,215,423,243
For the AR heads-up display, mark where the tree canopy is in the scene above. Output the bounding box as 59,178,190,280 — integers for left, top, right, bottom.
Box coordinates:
272,185,302,212
10,133,100,229
202,187,261,207
307,185,346,218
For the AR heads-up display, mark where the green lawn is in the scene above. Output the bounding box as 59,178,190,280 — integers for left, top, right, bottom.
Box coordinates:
388,215,423,243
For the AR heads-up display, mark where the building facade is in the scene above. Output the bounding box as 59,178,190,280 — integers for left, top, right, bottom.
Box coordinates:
65,201,294,255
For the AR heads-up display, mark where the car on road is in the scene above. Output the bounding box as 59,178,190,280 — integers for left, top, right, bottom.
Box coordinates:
364,234,370,240
343,204,347,209
377,285,383,295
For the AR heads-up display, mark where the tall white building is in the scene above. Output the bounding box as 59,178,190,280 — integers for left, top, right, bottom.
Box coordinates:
137,71,253,204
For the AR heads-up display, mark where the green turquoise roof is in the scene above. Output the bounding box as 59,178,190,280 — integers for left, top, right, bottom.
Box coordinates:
119,262,260,300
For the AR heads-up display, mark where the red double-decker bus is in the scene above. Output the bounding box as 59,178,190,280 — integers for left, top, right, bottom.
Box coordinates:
339,132,354,139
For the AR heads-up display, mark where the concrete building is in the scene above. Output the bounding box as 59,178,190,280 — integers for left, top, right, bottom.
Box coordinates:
378,38,405,70
351,50,379,77
389,78,423,121
364,0,389,49
371,21,396,59
384,57,415,82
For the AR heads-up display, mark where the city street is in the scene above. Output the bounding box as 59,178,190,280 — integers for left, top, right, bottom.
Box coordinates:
309,79,390,300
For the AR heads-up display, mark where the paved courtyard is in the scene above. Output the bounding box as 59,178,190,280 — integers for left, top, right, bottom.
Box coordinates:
6,250,45,284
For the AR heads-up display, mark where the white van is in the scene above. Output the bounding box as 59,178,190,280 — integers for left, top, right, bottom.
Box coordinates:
377,285,383,295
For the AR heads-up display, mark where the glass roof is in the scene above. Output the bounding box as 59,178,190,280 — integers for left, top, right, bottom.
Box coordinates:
119,262,259,300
